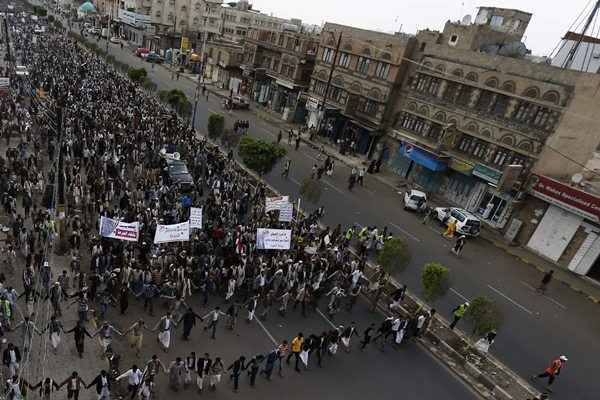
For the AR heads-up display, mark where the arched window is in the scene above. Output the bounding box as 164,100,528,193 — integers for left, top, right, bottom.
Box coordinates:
501,81,516,93
542,90,560,105
465,72,478,82
523,86,540,99
452,69,464,78
485,77,499,88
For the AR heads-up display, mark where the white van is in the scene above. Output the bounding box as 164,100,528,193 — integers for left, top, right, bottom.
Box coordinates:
403,189,427,211
435,207,481,237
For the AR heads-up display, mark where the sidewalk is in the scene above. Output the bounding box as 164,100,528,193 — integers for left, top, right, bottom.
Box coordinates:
174,68,600,305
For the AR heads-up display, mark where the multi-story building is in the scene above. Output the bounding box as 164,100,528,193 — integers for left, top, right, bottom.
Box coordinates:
242,25,318,121
204,39,246,93
386,7,600,283
306,22,416,155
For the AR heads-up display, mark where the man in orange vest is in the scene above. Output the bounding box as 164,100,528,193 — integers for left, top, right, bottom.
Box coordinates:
531,355,567,391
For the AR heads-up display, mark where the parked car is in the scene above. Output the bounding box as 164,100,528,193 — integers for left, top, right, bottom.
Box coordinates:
435,207,481,237
403,189,427,211
145,52,164,64
15,65,29,76
135,47,150,57
87,27,100,35
109,36,121,44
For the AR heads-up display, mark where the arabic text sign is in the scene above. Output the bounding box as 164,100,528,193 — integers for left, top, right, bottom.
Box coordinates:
190,207,203,229
265,196,289,212
154,221,190,243
256,228,291,250
99,216,139,242
279,202,293,222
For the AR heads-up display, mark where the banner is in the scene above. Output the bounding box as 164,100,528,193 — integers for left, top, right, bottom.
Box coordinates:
256,228,292,250
154,221,190,244
99,216,139,242
279,202,293,222
190,207,203,229
265,196,289,212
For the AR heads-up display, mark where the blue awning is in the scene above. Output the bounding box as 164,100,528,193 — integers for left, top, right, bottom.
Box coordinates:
399,142,447,171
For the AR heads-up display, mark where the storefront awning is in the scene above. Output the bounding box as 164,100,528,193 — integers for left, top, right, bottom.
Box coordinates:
399,142,448,171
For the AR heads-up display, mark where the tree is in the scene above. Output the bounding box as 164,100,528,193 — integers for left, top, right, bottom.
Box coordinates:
465,296,503,337
159,89,191,116
128,67,148,83
421,262,450,301
376,237,411,274
33,6,47,17
238,137,286,174
299,178,323,204
207,113,225,140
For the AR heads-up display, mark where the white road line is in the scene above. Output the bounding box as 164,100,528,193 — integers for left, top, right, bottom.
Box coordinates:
450,288,470,302
290,177,301,186
323,180,347,196
390,223,421,242
519,281,568,310
254,316,279,345
488,284,533,315
316,308,338,329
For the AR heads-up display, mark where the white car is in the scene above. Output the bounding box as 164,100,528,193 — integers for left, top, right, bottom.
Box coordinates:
15,65,29,76
435,207,481,237
403,189,427,211
109,36,121,44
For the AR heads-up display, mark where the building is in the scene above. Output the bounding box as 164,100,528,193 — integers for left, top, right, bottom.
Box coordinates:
385,6,600,283
242,25,318,121
306,22,416,155
204,39,245,93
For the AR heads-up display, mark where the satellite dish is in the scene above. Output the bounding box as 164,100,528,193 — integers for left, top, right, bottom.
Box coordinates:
571,173,584,184
462,15,472,25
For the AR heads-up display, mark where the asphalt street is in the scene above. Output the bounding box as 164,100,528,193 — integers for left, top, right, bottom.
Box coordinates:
1,13,478,400
66,34,600,399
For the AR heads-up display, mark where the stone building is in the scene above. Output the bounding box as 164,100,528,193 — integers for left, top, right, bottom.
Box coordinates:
242,25,319,122
386,6,600,282
306,22,416,155
204,39,245,93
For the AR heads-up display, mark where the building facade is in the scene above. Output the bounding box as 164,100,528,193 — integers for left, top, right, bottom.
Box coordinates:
306,22,416,156
204,39,245,93
242,26,318,122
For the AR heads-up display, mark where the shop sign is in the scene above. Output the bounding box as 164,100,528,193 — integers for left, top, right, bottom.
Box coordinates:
118,9,152,28
449,158,473,175
180,36,190,51
473,164,502,185
306,97,320,111
529,173,600,222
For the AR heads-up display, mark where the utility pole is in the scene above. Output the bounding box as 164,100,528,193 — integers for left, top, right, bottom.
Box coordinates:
191,27,208,129
317,30,342,133
171,16,177,79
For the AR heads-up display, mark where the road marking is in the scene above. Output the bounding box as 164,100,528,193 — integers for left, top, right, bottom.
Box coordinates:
450,288,470,302
487,284,533,315
323,180,347,196
520,281,568,310
254,316,279,345
290,177,301,186
390,223,421,242
316,308,338,329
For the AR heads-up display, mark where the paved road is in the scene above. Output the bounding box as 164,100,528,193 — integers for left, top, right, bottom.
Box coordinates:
77,33,600,399
1,9,479,400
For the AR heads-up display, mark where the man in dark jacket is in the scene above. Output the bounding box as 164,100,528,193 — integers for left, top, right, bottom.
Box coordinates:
2,343,21,378
180,307,202,340
87,370,111,400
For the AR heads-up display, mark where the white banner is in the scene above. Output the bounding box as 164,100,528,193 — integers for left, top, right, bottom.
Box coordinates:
256,228,292,250
279,202,293,222
190,207,203,229
265,196,289,212
99,216,139,242
154,221,190,244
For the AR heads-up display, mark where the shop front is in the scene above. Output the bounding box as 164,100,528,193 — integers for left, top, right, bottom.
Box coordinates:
527,174,600,282
464,164,514,229
389,141,448,192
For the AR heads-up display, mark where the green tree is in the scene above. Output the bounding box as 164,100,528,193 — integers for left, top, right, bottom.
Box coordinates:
159,89,191,115
128,67,148,83
207,113,225,140
465,296,503,337
377,237,411,274
238,137,286,174
421,262,450,301
33,6,47,16
299,178,323,204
